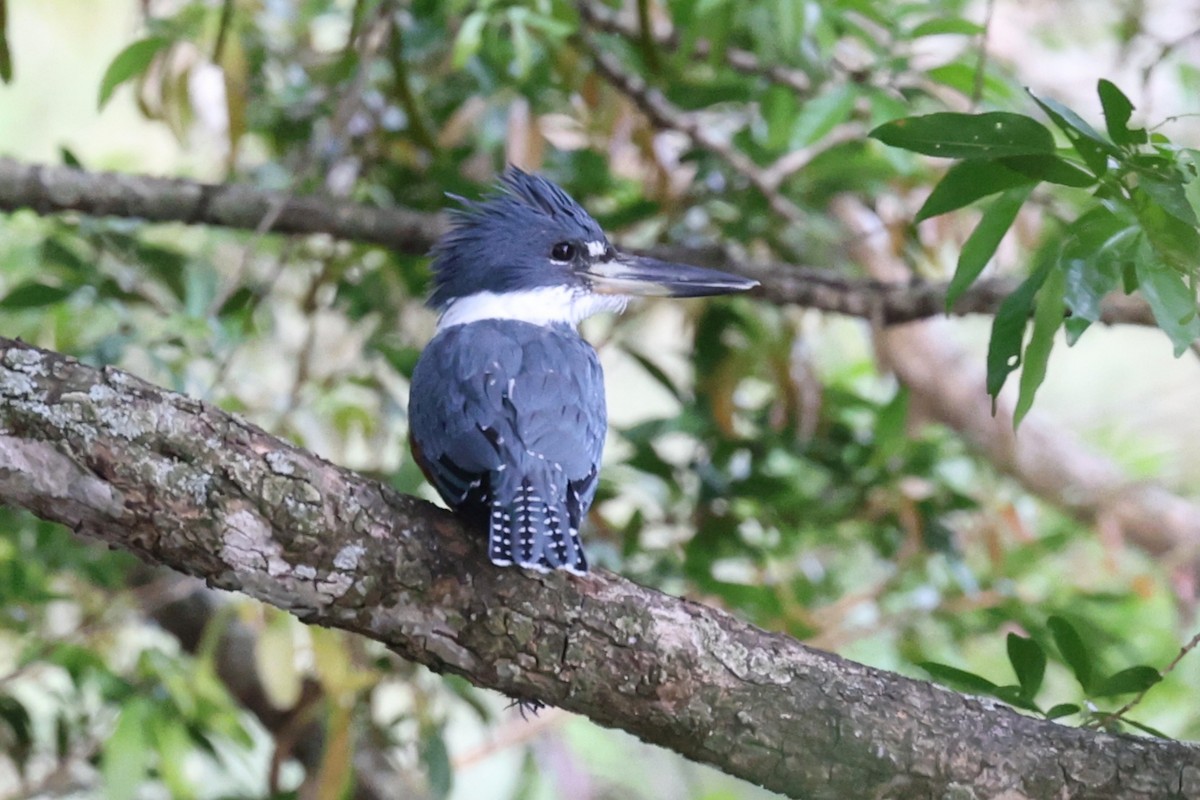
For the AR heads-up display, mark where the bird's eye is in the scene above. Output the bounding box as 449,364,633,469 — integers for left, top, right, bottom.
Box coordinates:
550,242,577,262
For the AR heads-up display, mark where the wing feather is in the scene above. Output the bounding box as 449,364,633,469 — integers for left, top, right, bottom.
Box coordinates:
409,320,605,572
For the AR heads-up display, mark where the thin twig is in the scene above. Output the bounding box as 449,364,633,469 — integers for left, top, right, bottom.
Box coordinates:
387,16,437,151
452,707,567,770
1092,628,1200,729
970,0,996,109
1140,25,1200,101
579,32,807,226
758,122,865,190
211,0,236,64
576,0,817,95
633,0,661,74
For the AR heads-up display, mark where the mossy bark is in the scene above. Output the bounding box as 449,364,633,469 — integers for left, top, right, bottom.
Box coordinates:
1,337,1198,799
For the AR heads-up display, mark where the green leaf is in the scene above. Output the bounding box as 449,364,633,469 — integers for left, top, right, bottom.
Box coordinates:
0,0,12,83
41,237,89,273
947,185,1033,307
1134,191,1200,274
761,85,798,151
103,699,151,800
217,286,255,319
59,146,84,168
421,724,454,800
0,282,74,310
98,37,172,109
1060,209,1135,324
999,155,1097,187
920,662,998,694
451,11,487,69
870,112,1056,159
151,715,196,800
1135,256,1200,356
1015,262,1066,426
625,347,686,403
1097,79,1147,146
910,17,984,37
1048,616,1094,693
1006,633,1047,699
522,11,574,39
137,242,189,301
987,254,1053,403
790,84,856,149
1029,91,1118,176
1045,703,1080,720
925,62,1015,100
1063,317,1091,346
1092,665,1161,697
991,684,1042,713
54,713,69,762
509,12,533,79
915,160,1034,222
1140,175,1199,227
0,695,32,772
255,615,301,709
1118,718,1171,738
869,386,909,468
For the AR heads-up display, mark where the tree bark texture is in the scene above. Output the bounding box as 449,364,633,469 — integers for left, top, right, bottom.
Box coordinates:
1,337,1197,799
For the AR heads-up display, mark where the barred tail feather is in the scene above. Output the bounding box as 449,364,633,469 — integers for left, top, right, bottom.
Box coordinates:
488,477,588,574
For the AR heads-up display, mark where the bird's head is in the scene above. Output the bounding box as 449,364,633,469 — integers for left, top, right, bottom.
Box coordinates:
428,167,758,329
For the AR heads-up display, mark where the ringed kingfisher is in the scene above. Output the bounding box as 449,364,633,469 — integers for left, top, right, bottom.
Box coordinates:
409,168,757,574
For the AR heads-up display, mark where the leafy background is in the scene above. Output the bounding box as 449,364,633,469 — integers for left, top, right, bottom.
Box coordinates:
1,0,1199,797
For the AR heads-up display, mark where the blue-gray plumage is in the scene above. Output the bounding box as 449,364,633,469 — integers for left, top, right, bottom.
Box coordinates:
409,167,757,573
410,319,604,572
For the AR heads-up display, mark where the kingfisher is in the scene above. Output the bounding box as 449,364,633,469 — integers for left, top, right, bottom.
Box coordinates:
409,168,756,574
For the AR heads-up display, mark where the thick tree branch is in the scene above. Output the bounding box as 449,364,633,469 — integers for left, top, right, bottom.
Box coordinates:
1,338,1198,799
0,157,1159,327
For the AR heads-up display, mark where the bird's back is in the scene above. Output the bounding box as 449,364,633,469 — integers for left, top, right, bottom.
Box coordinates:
408,319,606,573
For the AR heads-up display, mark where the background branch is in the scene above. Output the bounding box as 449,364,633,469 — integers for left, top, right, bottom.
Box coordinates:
0,157,1159,327
833,196,1200,560
575,0,818,95
142,573,425,800
2,337,1198,799
0,157,446,256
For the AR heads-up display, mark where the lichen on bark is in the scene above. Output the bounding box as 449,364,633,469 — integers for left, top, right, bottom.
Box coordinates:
2,336,1199,800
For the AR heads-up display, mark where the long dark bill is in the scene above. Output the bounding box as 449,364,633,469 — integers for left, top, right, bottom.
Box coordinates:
583,252,759,297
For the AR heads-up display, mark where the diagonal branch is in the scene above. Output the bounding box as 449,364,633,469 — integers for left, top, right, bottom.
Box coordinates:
1,337,1198,799
0,158,1159,327
574,32,809,225
833,195,1200,558
576,0,817,96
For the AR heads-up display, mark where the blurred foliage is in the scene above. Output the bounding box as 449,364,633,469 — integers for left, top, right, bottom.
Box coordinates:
0,0,1198,797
